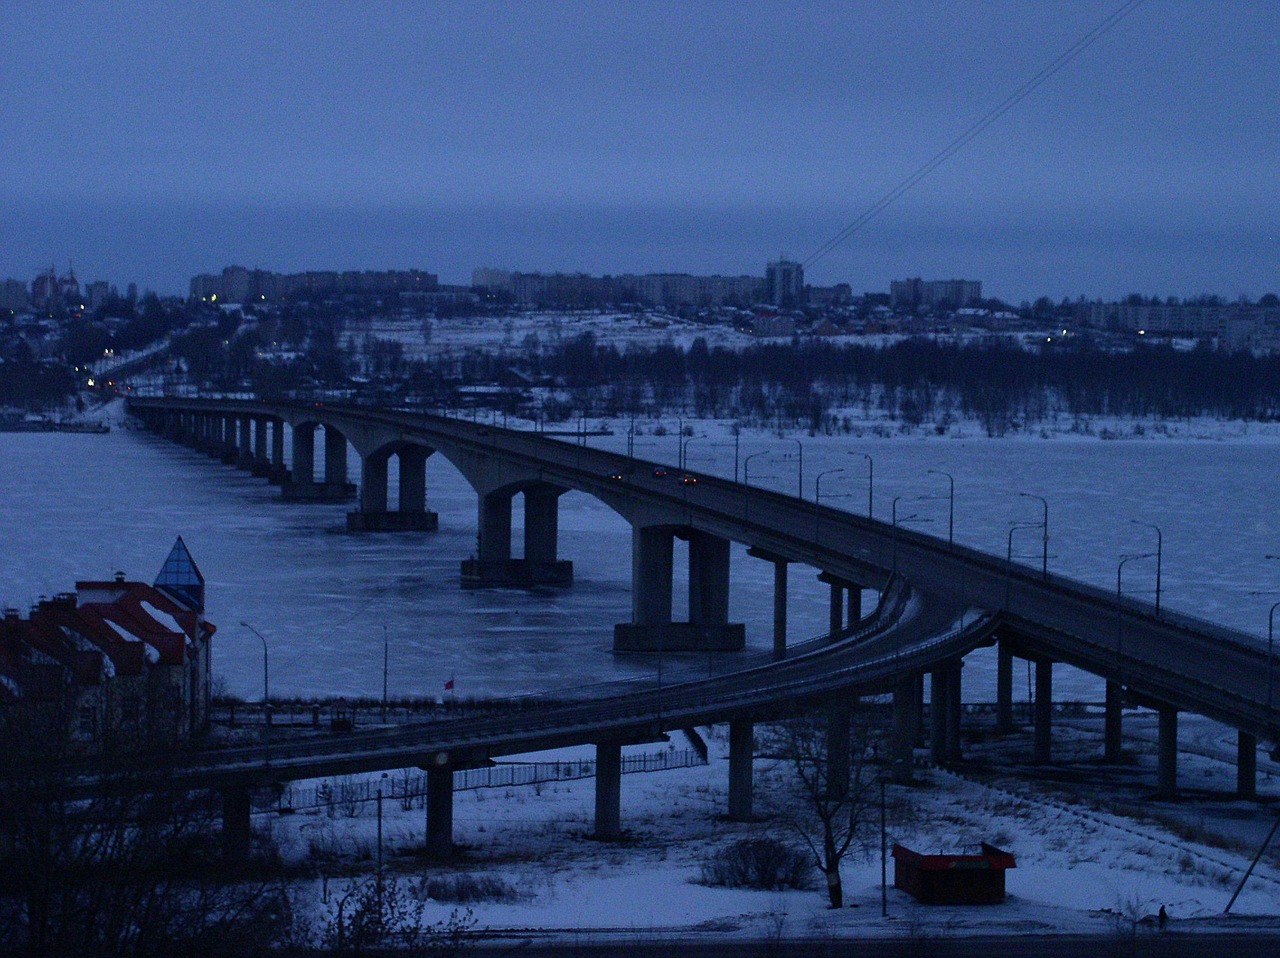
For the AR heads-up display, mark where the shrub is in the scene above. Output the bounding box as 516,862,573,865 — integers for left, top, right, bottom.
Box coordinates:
698,837,812,891
422,873,526,903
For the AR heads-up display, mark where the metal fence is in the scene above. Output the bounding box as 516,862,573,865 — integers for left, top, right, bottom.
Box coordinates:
268,748,706,815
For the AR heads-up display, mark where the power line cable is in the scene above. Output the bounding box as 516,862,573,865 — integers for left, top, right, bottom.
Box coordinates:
804,0,1148,270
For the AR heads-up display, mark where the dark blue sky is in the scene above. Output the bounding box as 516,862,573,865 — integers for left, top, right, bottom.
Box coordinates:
3,1,1276,301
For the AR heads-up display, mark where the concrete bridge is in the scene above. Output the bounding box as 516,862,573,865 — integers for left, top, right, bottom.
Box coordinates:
126,397,1279,858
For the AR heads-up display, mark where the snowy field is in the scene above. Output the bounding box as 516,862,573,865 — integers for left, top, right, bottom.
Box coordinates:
272,716,1280,942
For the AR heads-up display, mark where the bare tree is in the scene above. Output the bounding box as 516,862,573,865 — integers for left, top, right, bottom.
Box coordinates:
769,708,881,908
0,702,290,957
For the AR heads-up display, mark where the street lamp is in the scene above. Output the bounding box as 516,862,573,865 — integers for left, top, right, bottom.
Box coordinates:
1006,522,1042,608
1116,552,1156,677
1268,602,1280,731
928,469,955,545
814,467,846,539
782,438,803,499
1130,520,1162,614
743,450,772,521
240,621,270,761
891,496,922,572
681,435,704,473
1018,492,1049,579
851,452,874,520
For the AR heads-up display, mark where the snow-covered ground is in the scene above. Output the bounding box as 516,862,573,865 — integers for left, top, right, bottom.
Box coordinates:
273,715,1280,942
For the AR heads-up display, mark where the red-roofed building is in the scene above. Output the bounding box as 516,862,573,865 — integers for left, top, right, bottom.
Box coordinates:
0,539,215,747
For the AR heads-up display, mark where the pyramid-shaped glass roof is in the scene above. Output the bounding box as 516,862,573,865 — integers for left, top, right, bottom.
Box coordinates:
153,536,205,611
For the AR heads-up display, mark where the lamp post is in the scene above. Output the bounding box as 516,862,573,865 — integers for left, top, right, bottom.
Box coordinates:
814,467,846,540
1116,552,1156,677
1006,522,1042,609
240,621,269,760
1019,492,1049,579
856,453,874,520
676,416,685,468
681,435,703,474
891,496,919,572
1130,520,1162,614
927,469,955,545
743,451,771,521
1268,602,1280,730
783,438,803,499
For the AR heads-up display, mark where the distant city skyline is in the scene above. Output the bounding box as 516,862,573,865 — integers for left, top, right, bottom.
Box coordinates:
2,2,1276,302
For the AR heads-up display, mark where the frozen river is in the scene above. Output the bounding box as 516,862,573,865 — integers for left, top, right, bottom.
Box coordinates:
2,409,1277,704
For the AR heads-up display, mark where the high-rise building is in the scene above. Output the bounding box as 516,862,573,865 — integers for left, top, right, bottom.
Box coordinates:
890,278,982,310
765,259,805,307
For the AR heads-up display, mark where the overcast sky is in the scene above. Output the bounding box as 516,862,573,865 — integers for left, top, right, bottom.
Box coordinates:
2,1,1276,301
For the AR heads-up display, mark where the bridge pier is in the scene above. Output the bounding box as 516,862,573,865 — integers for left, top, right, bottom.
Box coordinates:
1237,731,1257,799
748,548,791,661
614,526,743,651
283,424,356,501
727,719,754,820
269,419,289,484
461,485,570,585
945,663,963,763
929,669,948,764
1033,658,1053,764
594,742,623,840
996,641,1014,732
219,415,239,463
235,415,254,470
251,417,271,476
1104,681,1124,762
425,765,454,857
828,699,852,798
1157,706,1178,799
221,786,252,862
818,572,862,643
891,675,919,784
348,447,441,532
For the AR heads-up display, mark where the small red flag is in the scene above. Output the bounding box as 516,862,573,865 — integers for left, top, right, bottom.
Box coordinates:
444,677,454,691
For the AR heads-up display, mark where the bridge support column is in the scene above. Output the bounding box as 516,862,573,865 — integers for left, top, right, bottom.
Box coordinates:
283,425,355,500
462,486,567,585
1238,731,1257,799
727,719,754,821
594,742,622,840
748,548,790,660
945,664,963,763
350,447,440,532
1157,707,1178,799
688,530,730,629
250,417,270,476
220,415,239,463
773,561,788,660
827,578,842,642
828,699,852,799
847,586,861,626
235,415,254,470
1104,681,1123,762
615,527,742,651
323,427,353,495
891,676,918,784
1033,659,1053,764
221,787,252,862
930,670,948,764
996,641,1014,733
269,419,288,483
523,486,571,583
425,766,453,857
282,423,316,498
